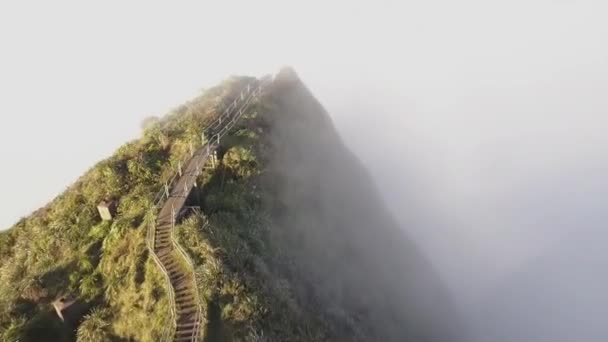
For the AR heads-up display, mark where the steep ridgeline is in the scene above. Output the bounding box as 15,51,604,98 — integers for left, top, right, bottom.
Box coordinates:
0,69,468,342
0,75,270,342
168,68,469,341
147,80,268,342
258,68,468,341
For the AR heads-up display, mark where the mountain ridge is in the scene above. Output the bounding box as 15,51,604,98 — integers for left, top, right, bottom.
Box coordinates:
0,68,466,341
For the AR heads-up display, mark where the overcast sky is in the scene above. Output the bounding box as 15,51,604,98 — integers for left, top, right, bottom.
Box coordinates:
0,1,605,230
1,1,607,340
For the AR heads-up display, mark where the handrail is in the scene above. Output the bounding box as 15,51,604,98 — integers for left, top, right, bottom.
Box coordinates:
171,219,204,340
147,77,270,341
152,78,269,208
145,213,177,341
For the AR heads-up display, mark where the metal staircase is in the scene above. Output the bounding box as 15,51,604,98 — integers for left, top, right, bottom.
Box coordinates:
146,77,270,341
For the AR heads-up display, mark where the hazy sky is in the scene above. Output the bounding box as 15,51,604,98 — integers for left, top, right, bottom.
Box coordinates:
1,1,607,340
1,1,605,229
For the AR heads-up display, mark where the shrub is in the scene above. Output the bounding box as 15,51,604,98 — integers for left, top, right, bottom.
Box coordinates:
76,308,111,342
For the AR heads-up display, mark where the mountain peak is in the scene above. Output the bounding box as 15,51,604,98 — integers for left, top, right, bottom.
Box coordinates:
0,73,466,342
274,65,300,84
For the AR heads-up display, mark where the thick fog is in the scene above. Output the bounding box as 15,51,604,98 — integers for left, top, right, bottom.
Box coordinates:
261,71,469,341
303,4,608,342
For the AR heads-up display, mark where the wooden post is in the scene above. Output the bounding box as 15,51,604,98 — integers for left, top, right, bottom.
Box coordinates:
178,161,182,177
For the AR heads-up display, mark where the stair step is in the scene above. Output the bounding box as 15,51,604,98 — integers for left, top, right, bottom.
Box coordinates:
159,255,173,263
177,304,196,311
170,274,185,282
174,289,192,297
171,274,187,282
159,251,173,259
169,271,182,278
176,300,195,307
177,306,197,314
164,260,177,268
176,300,195,306
175,287,192,294
167,269,182,275
175,327,196,335
174,282,191,291
166,265,180,272
178,312,198,322
177,321,197,328
155,247,173,257
175,294,194,301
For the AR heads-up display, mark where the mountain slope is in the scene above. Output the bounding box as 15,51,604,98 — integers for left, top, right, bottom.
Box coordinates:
0,69,465,341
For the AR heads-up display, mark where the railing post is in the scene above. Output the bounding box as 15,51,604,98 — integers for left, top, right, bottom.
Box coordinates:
189,142,194,157
164,182,170,198
184,182,188,198
171,204,176,228
178,161,182,177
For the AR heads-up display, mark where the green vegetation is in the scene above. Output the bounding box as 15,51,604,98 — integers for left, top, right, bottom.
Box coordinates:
0,76,261,341
0,70,450,342
0,74,340,341
173,111,332,340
